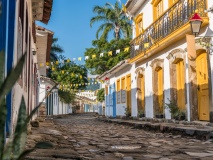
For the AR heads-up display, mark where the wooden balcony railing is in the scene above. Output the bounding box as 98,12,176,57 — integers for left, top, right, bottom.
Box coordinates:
130,0,207,59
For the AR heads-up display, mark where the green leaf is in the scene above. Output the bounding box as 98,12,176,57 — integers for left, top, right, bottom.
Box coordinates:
0,50,5,86
12,96,27,159
0,54,26,105
0,100,7,159
35,142,53,149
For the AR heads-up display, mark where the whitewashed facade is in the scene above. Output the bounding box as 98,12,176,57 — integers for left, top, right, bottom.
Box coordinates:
99,0,213,122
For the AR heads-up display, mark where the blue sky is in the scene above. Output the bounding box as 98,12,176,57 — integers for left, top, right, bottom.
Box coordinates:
37,0,126,65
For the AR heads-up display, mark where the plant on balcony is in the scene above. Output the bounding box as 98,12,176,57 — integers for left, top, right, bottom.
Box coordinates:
0,52,53,159
90,1,131,40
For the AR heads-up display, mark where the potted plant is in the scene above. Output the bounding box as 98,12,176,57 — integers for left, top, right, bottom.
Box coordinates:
138,109,145,118
155,107,164,118
125,106,131,118
164,99,186,120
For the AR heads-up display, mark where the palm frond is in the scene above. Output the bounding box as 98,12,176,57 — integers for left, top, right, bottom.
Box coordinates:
51,44,64,53
90,16,107,27
96,23,113,39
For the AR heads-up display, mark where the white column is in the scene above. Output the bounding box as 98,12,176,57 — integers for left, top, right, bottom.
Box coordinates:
164,57,171,119
185,53,191,121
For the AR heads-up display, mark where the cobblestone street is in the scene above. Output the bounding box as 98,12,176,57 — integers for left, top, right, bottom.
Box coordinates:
26,113,213,160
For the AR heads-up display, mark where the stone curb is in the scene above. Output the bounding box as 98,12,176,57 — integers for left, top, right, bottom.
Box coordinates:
97,117,213,140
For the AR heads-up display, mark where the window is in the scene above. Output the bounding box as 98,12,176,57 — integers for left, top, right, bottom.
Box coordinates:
121,77,126,103
168,0,178,7
152,0,164,20
134,13,143,37
116,79,121,104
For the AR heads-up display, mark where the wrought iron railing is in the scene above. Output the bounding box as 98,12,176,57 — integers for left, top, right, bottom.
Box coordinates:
130,0,207,59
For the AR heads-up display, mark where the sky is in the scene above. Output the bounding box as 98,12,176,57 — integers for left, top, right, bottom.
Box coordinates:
37,0,126,65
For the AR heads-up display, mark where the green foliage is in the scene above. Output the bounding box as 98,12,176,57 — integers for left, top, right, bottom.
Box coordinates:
90,1,132,40
164,99,186,120
97,88,105,102
84,38,130,75
0,52,53,159
50,61,88,91
125,107,131,117
50,37,64,61
138,109,145,118
58,90,75,104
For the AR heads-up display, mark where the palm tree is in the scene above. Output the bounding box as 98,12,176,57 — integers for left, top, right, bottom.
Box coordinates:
50,37,64,61
90,1,132,40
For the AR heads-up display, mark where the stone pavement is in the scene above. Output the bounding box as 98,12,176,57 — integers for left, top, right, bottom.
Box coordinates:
98,116,213,140
25,113,213,160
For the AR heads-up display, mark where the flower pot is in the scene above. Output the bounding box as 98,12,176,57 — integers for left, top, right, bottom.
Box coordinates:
155,114,164,119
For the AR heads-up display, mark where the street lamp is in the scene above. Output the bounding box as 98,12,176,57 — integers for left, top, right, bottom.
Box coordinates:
189,12,203,37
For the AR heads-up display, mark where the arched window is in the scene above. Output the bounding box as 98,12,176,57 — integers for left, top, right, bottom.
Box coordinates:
134,13,143,37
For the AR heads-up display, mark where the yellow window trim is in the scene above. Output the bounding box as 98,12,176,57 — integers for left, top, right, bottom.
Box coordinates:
152,0,164,21
121,76,126,103
168,0,178,8
151,0,162,6
134,13,144,37
134,13,143,23
116,79,121,104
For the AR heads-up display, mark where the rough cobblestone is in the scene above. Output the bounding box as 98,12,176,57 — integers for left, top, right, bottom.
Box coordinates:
25,113,213,160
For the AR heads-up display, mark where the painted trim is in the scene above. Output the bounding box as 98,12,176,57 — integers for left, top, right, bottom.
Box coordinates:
129,17,209,64
116,79,121,104
121,76,126,103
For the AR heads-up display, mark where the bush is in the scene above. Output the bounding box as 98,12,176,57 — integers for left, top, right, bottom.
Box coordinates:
97,88,105,102
165,99,186,120
125,107,131,117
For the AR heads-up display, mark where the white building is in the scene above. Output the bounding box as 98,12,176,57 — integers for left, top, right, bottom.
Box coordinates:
99,0,213,122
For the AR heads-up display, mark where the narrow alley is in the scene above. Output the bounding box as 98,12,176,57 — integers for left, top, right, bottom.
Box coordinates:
26,113,213,160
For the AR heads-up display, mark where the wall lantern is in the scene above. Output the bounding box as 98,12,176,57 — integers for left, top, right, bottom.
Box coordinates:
104,77,110,85
189,12,203,37
32,48,36,55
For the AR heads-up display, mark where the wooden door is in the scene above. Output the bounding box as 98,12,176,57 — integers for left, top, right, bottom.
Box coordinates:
176,60,185,110
157,68,163,111
140,75,145,110
196,52,209,121
126,74,131,111
137,74,145,111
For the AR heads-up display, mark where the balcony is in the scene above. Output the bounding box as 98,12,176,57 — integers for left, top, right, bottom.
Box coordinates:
130,0,208,62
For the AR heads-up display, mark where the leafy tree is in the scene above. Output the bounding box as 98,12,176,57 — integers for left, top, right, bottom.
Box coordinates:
50,61,88,91
50,37,64,61
58,90,75,104
84,38,130,75
50,60,89,103
90,1,132,40
97,88,105,102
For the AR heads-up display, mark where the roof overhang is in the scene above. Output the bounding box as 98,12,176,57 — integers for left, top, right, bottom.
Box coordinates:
32,0,53,24
40,76,57,87
36,26,54,76
125,0,146,15
97,59,130,80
